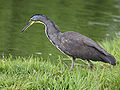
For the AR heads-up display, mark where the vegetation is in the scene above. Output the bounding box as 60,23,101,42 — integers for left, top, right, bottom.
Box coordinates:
0,34,120,90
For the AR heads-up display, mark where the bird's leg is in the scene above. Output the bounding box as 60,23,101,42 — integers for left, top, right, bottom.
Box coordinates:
87,60,93,70
70,57,76,71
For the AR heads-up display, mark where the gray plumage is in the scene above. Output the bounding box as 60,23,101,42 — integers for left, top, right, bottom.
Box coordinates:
59,31,116,63
22,14,116,70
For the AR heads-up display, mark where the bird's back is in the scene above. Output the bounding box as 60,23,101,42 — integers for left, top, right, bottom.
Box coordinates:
58,31,115,63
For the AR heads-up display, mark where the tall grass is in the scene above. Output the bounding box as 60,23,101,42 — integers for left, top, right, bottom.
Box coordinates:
0,34,120,90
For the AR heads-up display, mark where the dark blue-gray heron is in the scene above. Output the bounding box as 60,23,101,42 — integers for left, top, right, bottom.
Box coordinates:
22,14,116,71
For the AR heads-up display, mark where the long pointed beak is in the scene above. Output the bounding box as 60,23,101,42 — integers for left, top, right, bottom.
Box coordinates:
21,21,35,32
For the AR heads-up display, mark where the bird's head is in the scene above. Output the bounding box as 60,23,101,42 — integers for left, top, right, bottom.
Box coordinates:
21,14,47,32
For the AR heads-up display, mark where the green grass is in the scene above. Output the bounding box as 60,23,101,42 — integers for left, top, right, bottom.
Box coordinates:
0,34,120,90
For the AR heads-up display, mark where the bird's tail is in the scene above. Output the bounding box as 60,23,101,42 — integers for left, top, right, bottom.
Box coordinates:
103,54,116,65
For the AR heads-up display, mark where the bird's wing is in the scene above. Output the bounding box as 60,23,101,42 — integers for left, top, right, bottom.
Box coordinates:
60,31,108,57
83,37,108,56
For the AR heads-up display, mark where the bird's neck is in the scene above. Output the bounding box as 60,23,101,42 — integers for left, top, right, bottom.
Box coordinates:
42,19,61,46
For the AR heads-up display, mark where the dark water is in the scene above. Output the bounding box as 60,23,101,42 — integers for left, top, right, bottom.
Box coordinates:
0,0,120,59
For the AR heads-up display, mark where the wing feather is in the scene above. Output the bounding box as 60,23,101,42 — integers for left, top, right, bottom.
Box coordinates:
60,31,108,59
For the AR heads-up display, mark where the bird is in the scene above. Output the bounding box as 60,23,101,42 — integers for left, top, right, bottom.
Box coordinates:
21,14,116,71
